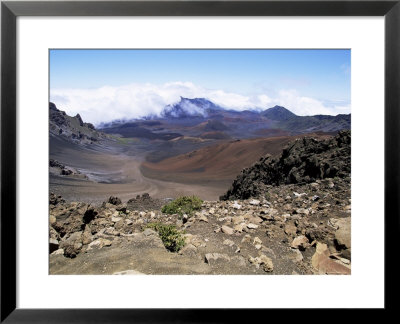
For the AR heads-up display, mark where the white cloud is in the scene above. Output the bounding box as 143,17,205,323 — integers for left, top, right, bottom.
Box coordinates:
50,82,350,125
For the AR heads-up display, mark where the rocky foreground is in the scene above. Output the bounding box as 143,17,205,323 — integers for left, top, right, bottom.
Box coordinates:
49,178,350,275
49,131,351,275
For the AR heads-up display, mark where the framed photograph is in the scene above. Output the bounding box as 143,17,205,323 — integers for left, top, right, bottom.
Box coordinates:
1,0,398,321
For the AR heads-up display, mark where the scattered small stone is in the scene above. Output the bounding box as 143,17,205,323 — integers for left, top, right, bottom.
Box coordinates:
234,223,246,233
51,248,64,255
247,223,258,229
223,239,235,247
249,199,260,206
241,234,251,244
87,238,112,250
221,225,234,235
232,202,242,210
49,215,56,225
249,254,274,272
205,253,230,265
295,208,309,216
198,215,209,223
111,216,122,223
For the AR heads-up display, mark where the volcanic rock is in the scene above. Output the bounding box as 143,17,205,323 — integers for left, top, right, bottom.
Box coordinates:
221,131,351,200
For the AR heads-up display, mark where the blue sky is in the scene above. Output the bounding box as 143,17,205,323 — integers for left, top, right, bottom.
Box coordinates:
50,49,351,124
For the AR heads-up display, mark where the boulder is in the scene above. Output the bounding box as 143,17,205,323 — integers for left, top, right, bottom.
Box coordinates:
232,216,245,225
247,223,259,229
178,244,198,257
49,238,59,254
259,254,274,272
249,199,260,206
87,238,112,250
83,206,98,224
284,224,297,237
311,242,351,275
50,248,64,256
82,226,93,245
249,254,274,272
107,196,122,205
291,235,309,251
197,215,209,223
204,253,230,265
334,217,351,249
295,208,309,216
59,231,83,258
51,202,91,237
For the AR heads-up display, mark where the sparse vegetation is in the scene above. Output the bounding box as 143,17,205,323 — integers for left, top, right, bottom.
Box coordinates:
161,196,203,217
146,223,185,252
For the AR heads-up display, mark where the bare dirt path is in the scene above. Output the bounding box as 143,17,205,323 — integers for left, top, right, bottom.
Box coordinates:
50,139,226,204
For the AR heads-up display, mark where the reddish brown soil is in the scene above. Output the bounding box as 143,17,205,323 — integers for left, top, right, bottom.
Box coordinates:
141,134,332,185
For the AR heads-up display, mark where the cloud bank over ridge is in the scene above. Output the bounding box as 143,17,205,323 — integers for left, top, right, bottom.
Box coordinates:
50,81,351,125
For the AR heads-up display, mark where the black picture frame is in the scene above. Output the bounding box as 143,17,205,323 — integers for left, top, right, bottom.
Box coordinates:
1,0,398,322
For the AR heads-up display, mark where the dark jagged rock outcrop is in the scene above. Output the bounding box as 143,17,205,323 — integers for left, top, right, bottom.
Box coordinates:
50,102,69,127
75,113,84,126
221,131,351,200
49,102,106,144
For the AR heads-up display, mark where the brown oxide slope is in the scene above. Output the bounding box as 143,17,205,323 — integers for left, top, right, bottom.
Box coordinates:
141,134,332,185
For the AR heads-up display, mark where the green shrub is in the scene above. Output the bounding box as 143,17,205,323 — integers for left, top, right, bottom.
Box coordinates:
146,223,185,252
161,196,203,217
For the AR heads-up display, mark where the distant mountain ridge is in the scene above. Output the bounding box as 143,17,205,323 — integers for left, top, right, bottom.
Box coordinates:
52,97,350,141
261,105,296,121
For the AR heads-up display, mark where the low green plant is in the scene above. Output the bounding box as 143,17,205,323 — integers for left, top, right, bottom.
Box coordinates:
146,223,185,252
161,196,203,217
